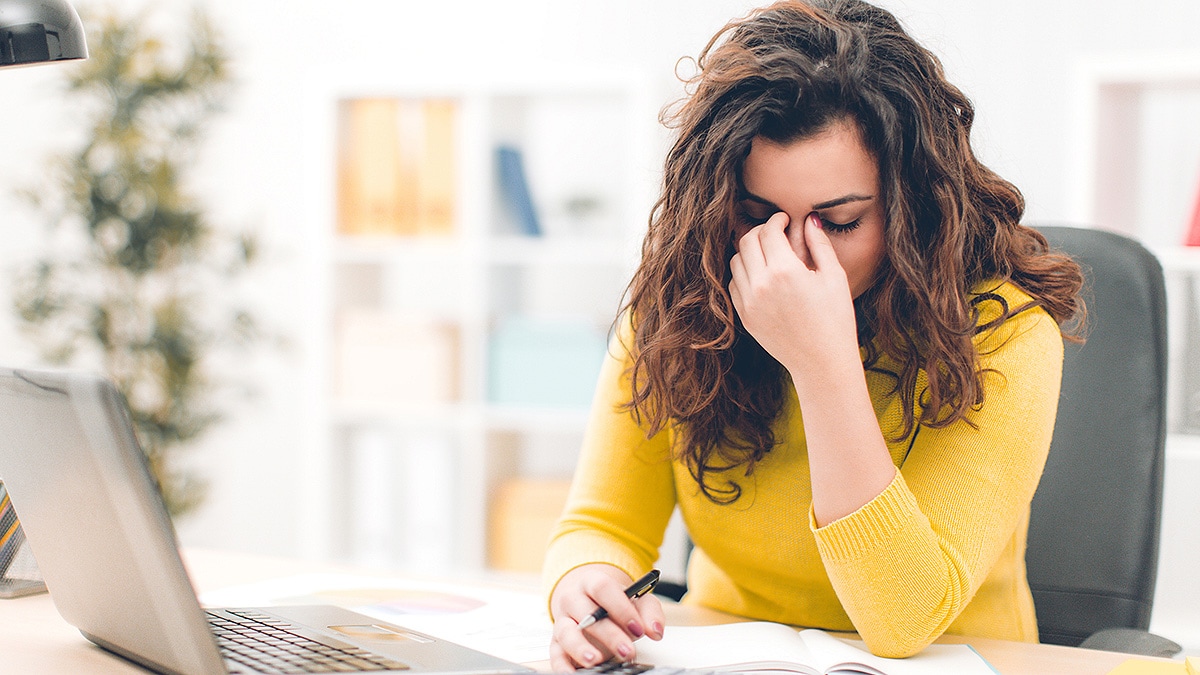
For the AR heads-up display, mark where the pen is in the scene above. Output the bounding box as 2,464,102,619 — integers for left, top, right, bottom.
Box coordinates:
577,569,660,630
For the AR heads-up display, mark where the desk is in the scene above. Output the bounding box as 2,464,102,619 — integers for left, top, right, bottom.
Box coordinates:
0,548,1155,674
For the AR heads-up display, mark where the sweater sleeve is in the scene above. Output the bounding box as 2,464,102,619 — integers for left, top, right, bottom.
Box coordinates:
541,322,677,603
811,301,1062,657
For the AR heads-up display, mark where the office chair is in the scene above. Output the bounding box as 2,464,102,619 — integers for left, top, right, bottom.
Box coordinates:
1025,225,1180,657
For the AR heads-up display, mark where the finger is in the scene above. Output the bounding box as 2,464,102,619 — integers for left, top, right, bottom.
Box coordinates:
737,225,768,272
785,213,814,269
548,639,582,673
729,279,744,322
552,616,608,669
805,213,840,271
759,211,803,268
633,593,667,641
585,579,647,640
729,253,749,312
559,577,641,660
583,617,636,662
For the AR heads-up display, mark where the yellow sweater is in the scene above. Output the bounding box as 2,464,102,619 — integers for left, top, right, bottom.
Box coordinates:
543,281,1063,657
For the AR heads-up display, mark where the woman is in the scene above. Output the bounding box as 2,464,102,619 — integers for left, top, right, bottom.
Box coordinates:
542,0,1084,668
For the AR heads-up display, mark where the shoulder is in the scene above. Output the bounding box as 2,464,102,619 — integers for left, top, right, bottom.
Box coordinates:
969,279,1034,322
968,279,1063,363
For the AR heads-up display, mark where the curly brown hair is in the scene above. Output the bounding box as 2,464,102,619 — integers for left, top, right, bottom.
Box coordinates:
620,0,1084,502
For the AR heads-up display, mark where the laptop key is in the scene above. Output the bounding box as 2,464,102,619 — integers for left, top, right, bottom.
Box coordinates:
209,610,409,673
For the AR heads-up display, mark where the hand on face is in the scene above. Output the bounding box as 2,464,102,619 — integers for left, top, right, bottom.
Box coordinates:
728,211,861,377
547,564,665,672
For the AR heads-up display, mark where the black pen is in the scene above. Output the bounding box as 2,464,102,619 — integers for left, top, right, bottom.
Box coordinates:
577,569,661,630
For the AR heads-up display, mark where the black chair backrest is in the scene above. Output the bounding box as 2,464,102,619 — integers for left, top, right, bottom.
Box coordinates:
1025,226,1169,646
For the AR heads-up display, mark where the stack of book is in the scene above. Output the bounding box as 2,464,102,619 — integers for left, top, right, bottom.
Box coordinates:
336,98,458,237
333,309,459,405
486,317,606,408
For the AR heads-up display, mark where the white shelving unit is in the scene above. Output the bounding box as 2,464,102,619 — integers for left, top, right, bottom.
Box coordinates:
297,70,659,573
1066,53,1200,433
1067,53,1200,244
1068,54,1200,648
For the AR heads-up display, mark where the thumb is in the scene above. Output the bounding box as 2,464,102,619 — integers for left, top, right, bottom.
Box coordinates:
805,214,840,270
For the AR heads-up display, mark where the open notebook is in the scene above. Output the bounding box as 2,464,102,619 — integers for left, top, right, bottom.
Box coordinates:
634,622,997,675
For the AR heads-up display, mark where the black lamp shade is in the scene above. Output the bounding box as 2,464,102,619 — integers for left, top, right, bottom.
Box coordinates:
0,0,87,67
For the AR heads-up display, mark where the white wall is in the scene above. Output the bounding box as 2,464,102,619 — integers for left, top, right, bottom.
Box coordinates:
1,0,1198,649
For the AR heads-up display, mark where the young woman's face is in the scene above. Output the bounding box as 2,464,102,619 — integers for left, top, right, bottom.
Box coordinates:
736,118,887,299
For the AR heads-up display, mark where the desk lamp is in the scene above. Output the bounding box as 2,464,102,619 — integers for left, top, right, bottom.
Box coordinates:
0,0,85,597
0,0,87,68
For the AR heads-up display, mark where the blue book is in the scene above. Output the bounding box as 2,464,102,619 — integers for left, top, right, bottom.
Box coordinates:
496,145,542,236
487,317,606,407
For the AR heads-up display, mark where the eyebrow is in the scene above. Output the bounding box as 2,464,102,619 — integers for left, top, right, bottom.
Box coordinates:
740,191,875,211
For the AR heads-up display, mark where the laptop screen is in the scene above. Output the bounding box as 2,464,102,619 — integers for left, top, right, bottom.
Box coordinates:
0,368,227,673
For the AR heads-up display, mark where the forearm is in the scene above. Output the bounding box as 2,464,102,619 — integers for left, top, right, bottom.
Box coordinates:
811,473,964,657
792,352,956,656
789,348,896,528
808,302,1062,656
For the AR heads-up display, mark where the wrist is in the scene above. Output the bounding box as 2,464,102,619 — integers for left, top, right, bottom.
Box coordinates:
784,342,865,396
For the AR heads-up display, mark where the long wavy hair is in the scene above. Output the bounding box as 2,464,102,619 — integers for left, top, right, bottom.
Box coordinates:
621,0,1084,503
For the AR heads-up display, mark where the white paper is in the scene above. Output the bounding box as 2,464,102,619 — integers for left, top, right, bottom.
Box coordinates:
634,622,996,675
199,573,552,664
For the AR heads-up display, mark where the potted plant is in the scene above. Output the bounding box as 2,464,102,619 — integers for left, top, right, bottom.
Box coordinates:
12,8,262,517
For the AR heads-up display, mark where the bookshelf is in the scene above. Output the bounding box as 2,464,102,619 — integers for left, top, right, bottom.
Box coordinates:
1067,55,1200,648
297,70,659,573
1067,53,1200,434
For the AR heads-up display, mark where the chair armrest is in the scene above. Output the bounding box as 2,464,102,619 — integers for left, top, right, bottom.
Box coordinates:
1079,627,1182,658
651,580,688,602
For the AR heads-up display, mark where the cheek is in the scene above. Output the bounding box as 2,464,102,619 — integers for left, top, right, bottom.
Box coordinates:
838,233,888,296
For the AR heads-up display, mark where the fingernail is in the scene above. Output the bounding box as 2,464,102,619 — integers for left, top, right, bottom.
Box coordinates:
653,621,664,637
582,651,597,665
810,214,823,229
627,620,644,638
617,644,632,659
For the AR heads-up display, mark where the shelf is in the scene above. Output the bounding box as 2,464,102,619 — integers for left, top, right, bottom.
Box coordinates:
483,404,592,433
304,74,656,573
1167,433,1200,450
330,399,469,427
330,234,639,267
1068,57,1200,246
1153,245,1200,273
1075,53,1200,86
485,235,637,267
332,235,463,264
329,400,593,434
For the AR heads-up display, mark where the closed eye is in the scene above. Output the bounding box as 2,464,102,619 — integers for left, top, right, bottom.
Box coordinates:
820,216,862,234
736,205,776,227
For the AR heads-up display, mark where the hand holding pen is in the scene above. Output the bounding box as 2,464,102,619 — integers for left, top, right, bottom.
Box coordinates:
547,565,666,672
577,569,661,629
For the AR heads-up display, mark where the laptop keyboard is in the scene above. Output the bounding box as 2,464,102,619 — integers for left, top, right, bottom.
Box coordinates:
208,609,409,673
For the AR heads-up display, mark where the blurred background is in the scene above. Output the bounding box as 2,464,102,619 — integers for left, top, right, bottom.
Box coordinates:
1,0,1198,651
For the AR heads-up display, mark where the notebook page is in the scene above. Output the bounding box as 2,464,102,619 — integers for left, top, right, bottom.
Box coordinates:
797,629,997,675
635,622,823,674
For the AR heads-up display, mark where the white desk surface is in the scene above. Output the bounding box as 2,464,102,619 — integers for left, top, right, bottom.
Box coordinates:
0,548,1160,674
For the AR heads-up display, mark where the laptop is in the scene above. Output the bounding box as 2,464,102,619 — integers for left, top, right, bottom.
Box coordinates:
0,366,537,675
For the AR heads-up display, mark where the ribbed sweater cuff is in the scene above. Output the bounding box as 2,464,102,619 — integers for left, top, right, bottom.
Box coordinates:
810,471,920,562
